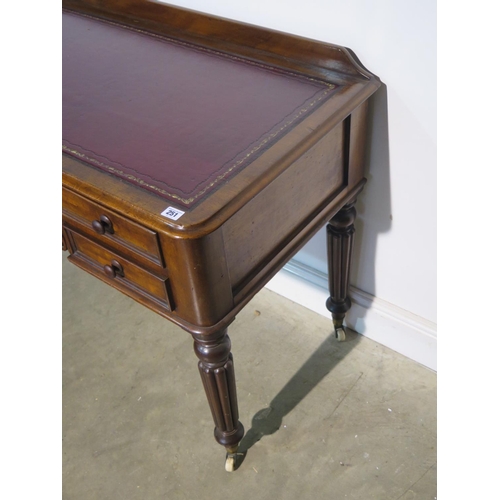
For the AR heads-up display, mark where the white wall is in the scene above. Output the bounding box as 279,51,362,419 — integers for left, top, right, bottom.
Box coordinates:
161,0,437,369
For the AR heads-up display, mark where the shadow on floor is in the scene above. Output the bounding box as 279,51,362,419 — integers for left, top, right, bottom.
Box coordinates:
235,328,360,468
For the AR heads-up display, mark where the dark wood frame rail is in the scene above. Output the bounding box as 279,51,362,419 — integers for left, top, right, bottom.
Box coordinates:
62,0,380,471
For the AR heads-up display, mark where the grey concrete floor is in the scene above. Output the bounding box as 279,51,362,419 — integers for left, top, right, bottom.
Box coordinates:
62,256,436,499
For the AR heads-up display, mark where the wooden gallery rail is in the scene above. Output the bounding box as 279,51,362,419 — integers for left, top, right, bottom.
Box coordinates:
62,0,380,472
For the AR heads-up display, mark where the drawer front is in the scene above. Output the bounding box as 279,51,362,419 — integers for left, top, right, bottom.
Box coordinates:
67,230,173,310
63,188,164,268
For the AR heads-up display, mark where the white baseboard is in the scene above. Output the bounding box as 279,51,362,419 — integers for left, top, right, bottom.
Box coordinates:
265,259,437,371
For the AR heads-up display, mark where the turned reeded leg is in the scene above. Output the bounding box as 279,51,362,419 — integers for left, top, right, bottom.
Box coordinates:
193,328,244,472
326,200,357,341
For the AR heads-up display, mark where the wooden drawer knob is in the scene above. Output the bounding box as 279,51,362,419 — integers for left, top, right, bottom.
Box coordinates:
103,259,124,278
92,215,114,235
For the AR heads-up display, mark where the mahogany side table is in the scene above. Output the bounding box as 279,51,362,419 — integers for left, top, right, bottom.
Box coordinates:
62,0,380,471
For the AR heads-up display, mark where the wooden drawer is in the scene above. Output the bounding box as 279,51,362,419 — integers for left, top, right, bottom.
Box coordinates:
63,188,164,268
67,229,173,310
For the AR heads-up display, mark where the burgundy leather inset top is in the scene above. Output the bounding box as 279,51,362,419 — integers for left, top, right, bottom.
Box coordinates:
62,12,336,208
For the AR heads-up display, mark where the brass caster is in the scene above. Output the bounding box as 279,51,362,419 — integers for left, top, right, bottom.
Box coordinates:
334,326,346,342
225,452,237,472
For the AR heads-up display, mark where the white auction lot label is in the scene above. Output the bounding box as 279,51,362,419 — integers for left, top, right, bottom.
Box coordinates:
161,206,185,221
